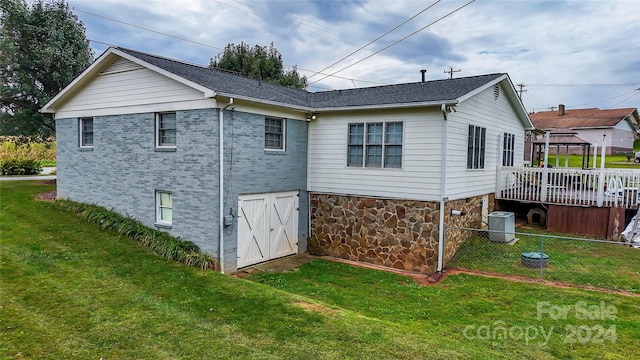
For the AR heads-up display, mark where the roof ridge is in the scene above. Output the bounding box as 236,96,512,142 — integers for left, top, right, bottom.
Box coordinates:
116,46,297,90
313,73,505,95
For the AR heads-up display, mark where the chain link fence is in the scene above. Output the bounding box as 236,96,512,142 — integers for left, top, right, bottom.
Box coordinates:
445,226,640,294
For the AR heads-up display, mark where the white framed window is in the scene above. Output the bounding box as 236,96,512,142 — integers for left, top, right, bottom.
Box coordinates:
79,117,93,148
156,112,176,148
155,191,173,225
467,125,486,169
348,121,403,168
502,133,515,166
265,117,285,150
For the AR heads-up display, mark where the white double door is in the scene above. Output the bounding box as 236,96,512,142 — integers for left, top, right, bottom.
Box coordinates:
236,191,299,268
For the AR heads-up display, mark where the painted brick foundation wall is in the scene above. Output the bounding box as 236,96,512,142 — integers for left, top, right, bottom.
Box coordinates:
56,109,219,255
309,193,493,274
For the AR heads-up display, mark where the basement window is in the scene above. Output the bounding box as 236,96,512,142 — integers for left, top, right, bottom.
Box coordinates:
155,191,173,227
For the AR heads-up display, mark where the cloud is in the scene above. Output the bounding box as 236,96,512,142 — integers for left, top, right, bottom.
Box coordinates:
67,0,639,111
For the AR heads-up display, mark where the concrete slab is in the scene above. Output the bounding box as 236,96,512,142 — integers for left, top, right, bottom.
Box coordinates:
232,253,436,286
234,253,317,276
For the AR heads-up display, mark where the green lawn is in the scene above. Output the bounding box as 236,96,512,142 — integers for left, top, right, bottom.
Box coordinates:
447,232,640,294
2,181,639,359
546,153,640,169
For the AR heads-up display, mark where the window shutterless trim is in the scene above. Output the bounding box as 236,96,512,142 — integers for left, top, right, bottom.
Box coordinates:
155,112,177,148
467,125,486,169
155,190,173,226
265,117,286,151
347,121,403,169
79,117,94,148
502,133,515,166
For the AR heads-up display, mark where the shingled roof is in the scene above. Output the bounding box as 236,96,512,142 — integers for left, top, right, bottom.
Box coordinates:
530,107,639,130
117,47,313,109
117,47,505,110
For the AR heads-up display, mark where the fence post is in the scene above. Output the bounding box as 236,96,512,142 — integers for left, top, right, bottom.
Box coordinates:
539,236,545,279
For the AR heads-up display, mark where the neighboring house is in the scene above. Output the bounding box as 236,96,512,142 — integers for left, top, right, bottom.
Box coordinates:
529,105,639,155
42,47,533,274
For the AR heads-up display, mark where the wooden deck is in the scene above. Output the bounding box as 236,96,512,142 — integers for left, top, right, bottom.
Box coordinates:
497,166,640,209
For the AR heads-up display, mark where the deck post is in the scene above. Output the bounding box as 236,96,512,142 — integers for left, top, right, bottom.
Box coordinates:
540,132,550,202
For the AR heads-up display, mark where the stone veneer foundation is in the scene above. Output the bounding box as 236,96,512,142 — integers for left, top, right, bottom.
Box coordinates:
309,193,494,274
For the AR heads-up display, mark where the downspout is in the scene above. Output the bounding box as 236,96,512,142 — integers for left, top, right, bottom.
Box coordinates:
219,98,234,273
437,104,449,273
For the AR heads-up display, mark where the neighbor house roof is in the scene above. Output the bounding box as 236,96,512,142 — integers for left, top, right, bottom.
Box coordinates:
41,47,534,129
530,107,640,130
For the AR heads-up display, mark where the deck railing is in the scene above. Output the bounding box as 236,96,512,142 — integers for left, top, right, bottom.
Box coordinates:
497,166,640,209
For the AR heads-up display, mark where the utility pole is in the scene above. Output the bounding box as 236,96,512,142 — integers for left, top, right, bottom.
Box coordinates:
444,66,461,79
548,106,557,111
516,83,527,101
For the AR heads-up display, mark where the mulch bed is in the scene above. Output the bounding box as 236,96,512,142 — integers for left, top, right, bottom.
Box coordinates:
34,180,57,202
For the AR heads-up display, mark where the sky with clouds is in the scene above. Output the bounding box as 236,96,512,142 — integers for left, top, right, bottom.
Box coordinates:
66,0,640,113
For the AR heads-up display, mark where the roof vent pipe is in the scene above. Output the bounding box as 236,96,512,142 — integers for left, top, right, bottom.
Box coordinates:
558,104,565,116
420,69,427,82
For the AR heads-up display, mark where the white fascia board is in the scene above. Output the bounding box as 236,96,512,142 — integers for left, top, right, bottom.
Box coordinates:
40,47,216,114
40,48,116,113
458,74,534,131
455,74,508,103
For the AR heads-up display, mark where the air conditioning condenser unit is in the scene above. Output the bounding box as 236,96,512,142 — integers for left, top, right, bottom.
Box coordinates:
488,211,515,243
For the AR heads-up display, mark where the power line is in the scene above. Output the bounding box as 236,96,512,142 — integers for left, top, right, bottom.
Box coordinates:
310,0,477,85
527,83,639,87
607,91,640,109
228,0,366,46
306,0,442,80
567,89,640,107
74,8,385,87
73,7,224,51
213,0,364,46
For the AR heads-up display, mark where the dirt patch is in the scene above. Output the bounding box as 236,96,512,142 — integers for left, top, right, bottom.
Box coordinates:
446,267,640,297
34,190,57,202
293,301,337,314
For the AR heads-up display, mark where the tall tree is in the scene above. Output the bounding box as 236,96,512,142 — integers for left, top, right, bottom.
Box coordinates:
209,42,307,90
0,0,93,136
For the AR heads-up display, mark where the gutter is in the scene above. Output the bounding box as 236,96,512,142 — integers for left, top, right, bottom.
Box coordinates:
312,100,458,113
219,98,234,273
214,90,459,113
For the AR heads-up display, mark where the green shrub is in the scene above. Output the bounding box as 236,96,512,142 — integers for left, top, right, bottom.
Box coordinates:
0,158,43,175
40,159,57,167
54,200,218,270
0,135,56,163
